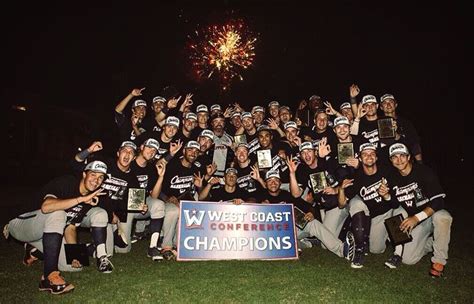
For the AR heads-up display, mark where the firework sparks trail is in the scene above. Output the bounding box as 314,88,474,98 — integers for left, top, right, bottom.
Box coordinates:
188,19,257,90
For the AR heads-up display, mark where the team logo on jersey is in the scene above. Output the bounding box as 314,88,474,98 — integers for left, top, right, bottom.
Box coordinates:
183,209,205,229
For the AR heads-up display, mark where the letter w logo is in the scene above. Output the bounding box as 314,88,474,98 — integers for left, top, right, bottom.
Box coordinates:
183,209,205,229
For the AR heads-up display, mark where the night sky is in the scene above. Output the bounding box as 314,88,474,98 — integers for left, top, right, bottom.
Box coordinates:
2,1,472,182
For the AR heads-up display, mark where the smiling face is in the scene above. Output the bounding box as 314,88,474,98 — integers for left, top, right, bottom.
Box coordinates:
300,148,316,166
82,171,105,193
258,130,272,149
132,105,147,120
334,124,350,141
265,177,281,194
360,149,377,167
390,153,412,174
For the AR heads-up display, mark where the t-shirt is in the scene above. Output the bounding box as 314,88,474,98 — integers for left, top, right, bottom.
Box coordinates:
208,186,249,202
99,159,140,222
39,175,87,226
392,164,446,215
344,165,397,218
236,164,261,196
359,119,380,147
161,157,201,200
130,160,158,195
257,189,314,215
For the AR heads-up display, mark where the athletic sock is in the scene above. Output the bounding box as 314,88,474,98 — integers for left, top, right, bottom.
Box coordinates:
42,232,62,278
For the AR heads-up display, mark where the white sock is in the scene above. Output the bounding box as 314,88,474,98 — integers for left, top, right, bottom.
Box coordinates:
394,245,403,256
96,243,107,258
150,232,160,248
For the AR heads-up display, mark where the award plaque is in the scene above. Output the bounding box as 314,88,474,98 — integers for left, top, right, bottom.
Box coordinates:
64,244,90,266
377,118,395,139
294,206,309,230
127,188,146,212
257,149,273,169
337,143,354,164
234,134,247,145
309,172,327,193
212,145,227,177
384,214,413,246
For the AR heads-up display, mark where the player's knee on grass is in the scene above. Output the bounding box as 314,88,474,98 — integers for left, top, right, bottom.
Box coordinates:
88,208,108,227
146,197,165,218
432,210,453,230
348,197,369,217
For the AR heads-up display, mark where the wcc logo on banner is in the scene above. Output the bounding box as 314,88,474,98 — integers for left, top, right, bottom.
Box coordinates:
177,201,298,261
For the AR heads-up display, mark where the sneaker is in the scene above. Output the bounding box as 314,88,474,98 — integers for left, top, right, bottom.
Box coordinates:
39,271,75,295
131,231,146,244
303,236,321,248
147,247,163,261
343,231,356,261
97,255,114,273
114,230,128,249
23,243,43,266
3,224,9,240
385,254,402,269
351,249,365,269
162,250,176,261
429,263,444,278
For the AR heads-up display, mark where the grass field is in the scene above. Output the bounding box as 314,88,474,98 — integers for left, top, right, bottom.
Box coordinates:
1,184,473,303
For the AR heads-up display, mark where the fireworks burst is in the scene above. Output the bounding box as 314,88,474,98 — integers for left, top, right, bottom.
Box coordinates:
188,19,257,91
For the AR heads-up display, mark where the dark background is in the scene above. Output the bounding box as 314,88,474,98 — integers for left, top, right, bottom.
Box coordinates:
1,1,472,186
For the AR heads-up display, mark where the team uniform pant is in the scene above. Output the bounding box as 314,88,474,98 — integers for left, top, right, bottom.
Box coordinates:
321,206,349,239
115,197,165,253
161,202,180,249
8,207,108,272
393,206,452,265
348,195,393,253
297,219,345,258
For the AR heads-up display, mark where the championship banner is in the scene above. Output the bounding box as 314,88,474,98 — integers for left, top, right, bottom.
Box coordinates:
177,201,299,261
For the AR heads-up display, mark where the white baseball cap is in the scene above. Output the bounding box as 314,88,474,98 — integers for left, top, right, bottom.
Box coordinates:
132,99,147,108
380,94,396,103
185,112,197,121
265,170,280,181
359,143,377,153
299,141,314,152
84,160,108,174
164,116,180,128
199,129,215,141
339,102,351,110
196,104,209,113
284,121,298,130
143,138,160,151
119,141,137,151
361,95,377,105
389,143,409,157
152,96,166,104
185,140,200,150
333,116,351,127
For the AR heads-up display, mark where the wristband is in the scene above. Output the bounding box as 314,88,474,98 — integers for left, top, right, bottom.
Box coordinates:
414,211,428,222
77,149,91,160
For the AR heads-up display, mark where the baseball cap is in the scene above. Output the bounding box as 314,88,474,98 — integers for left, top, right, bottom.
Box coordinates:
284,121,298,130
340,102,351,110
199,129,215,141
210,113,226,122
333,116,350,127
309,95,322,102
268,101,280,108
210,104,222,112
132,100,147,108
236,143,249,150
231,111,242,119
164,116,180,128
196,104,209,113
252,106,265,113
225,167,238,175
152,96,166,104
185,112,197,121
119,141,137,151
380,94,396,103
265,170,280,181
143,138,160,151
279,106,290,113
359,143,377,153
84,160,108,174
389,143,409,157
241,112,253,120
256,125,272,134
361,95,377,105
299,141,314,152
185,140,200,150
